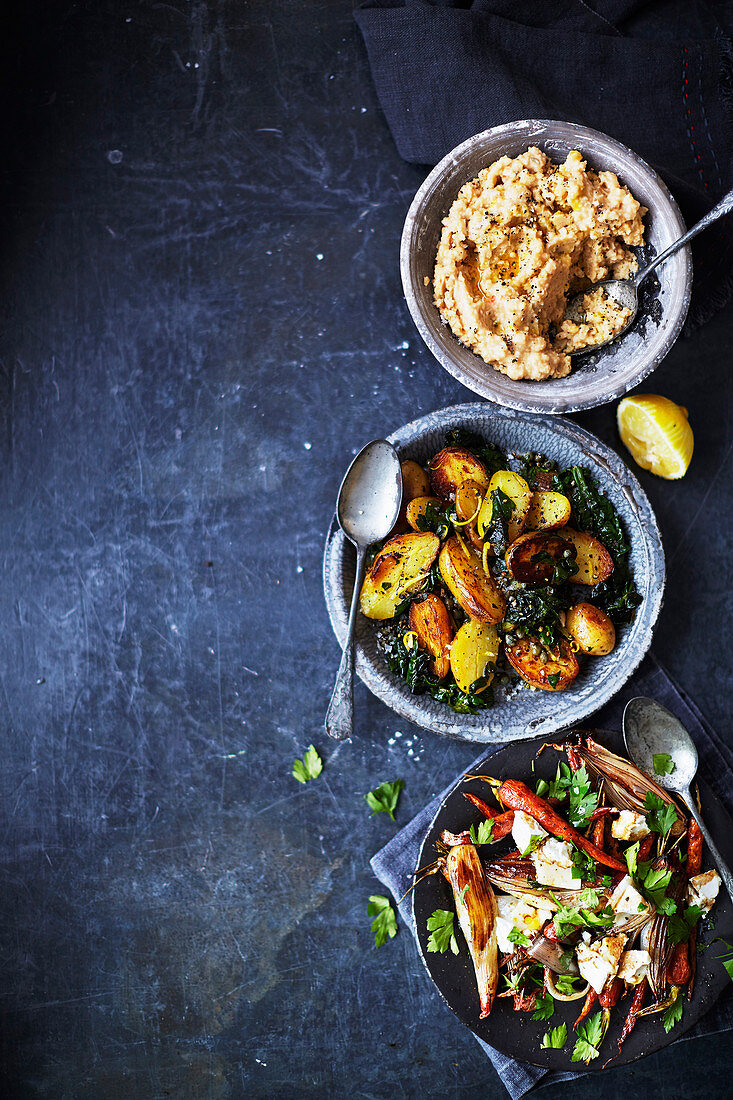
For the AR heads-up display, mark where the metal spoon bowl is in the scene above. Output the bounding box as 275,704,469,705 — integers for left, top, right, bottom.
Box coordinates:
324,440,402,740
623,696,733,903
567,185,733,355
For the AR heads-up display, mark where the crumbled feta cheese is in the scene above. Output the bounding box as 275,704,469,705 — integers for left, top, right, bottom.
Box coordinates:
576,932,627,994
688,869,721,914
617,949,651,986
495,894,552,954
610,810,650,842
609,874,652,924
511,810,548,857
531,837,577,890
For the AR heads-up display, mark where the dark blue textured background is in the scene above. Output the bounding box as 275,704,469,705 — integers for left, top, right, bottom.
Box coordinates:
0,1,730,1096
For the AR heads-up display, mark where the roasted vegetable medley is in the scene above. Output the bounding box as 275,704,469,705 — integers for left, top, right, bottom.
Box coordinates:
358,430,641,713
418,733,721,1064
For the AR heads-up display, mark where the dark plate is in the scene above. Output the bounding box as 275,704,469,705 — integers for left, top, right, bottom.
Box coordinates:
413,729,733,1069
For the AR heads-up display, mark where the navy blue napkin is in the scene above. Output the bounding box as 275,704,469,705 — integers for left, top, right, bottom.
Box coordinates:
355,0,733,328
370,654,733,1097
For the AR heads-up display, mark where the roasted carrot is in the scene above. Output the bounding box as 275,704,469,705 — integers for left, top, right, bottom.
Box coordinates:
667,941,691,986
687,819,704,1000
495,780,626,872
591,814,606,852
589,806,614,821
618,978,647,1050
637,833,655,863
600,977,623,1008
462,793,515,839
574,986,598,1028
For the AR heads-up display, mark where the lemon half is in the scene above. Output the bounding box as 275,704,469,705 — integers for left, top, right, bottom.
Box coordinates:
617,395,694,479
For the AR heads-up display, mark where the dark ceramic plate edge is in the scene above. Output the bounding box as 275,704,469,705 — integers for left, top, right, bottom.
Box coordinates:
412,729,733,1070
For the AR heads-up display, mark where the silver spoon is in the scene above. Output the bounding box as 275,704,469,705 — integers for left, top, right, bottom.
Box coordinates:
623,697,733,903
566,186,733,355
325,439,402,740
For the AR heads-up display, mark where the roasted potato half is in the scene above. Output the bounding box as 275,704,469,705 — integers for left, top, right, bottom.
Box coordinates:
455,479,485,550
449,619,500,694
428,447,489,502
391,460,432,534
566,602,616,656
524,491,572,531
477,470,532,544
504,530,574,584
557,527,614,585
408,593,454,679
505,637,579,692
438,536,506,624
406,495,440,531
359,532,440,620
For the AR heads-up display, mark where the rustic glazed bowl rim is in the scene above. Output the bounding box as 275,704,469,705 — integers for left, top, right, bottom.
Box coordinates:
400,119,692,414
322,403,666,743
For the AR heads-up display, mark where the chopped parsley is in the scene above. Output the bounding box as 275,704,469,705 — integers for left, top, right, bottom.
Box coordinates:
531,992,555,1022
668,905,704,946
541,1022,567,1049
367,895,398,948
365,779,404,821
566,766,599,828
427,909,460,955
508,926,531,948
644,791,679,837
713,940,733,982
292,744,323,784
653,753,676,776
661,992,684,1033
571,1011,605,1063
469,819,494,846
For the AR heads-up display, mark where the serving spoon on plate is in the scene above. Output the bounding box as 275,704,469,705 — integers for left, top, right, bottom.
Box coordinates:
623,696,733,903
325,439,402,740
566,185,733,355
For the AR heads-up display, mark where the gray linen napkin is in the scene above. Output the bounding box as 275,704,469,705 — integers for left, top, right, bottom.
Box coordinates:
370,654,733,1097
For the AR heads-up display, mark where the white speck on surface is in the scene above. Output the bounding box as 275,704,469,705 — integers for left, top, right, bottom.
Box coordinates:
107,149,123,164
259,464,266,472
303,441,312,450
394,730,402,738
399,340,410,350
296,566,303,574
255,1058,267,1066
316,253,324,261
208,647,215,656
360,107,367,113
194,62,199,68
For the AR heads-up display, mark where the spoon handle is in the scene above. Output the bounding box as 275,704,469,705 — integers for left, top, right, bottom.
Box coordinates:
636,187,733,286
325,544,367,740
681,789,733,905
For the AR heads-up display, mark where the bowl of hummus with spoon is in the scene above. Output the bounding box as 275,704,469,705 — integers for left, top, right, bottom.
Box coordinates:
401,121,691,414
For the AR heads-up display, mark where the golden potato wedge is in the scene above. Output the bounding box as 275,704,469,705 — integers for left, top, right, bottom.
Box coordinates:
505,637,579,691
455,479,485,550
477,471,532,544
390,460,432,535
504,530,574,583
408,593,454,679
449,619,500,694
401,459,431,502
566,602,616,656
359,532,440,620
557,527,614,585
428,447,489,502
406,495,440,531
524,491,572,532
438,536,506,624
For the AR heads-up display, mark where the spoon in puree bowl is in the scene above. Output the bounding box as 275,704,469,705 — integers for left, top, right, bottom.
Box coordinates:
564,186,733,355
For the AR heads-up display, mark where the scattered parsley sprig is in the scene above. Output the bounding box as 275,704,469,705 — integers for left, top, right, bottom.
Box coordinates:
469,819,494,845
365,778,404,821
367,895,398,948
541,1023,567,1050
571,1011,605,1063
292,745,323,784
427,908,459,955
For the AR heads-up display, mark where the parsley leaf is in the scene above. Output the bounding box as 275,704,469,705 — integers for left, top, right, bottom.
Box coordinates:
547,672,561,689
639,863,676,914
365,778,404,821
555,974,586,997
508,926,531,948
532,992,555,1021
541,1023,567,1049
644,791,679,837
571,1011,605,1063
653,753,676,777
668,905,704,946
713,940,733,982
427,909,459,955
469,819,494,845
292,744,323,784
662,993,684,1033
570,845,596,882
551,891,613,939
567,766,599,828
625,840,640,878
367,895,397,948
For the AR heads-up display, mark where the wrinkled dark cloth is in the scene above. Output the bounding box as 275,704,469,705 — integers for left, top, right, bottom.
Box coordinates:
370,655,733,1097
355,0,733,328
